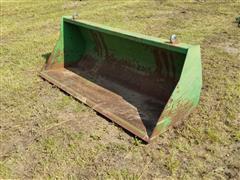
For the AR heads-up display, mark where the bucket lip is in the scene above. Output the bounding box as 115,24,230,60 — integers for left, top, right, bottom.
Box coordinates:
62,16,194,54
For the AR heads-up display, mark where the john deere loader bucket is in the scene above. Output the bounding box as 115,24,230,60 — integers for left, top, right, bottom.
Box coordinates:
40,16,202,143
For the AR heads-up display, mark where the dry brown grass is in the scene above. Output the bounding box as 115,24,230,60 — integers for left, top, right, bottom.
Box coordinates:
1,0,240,179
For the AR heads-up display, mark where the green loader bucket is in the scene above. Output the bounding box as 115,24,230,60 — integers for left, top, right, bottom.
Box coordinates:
40,16,202,143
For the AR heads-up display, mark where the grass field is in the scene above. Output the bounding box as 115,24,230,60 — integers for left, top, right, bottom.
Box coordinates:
1,0,240,179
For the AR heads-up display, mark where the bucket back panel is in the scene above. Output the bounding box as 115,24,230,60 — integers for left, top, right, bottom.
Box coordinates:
63,23,187,101
63,21,186,80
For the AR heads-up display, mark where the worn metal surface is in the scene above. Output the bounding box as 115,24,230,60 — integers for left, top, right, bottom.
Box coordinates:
40,16,202,143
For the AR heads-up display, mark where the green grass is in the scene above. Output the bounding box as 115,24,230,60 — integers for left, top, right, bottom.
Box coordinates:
1,0,240,179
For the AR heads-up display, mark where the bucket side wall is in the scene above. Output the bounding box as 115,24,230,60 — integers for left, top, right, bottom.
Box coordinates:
150,45,202,141
44,18,64,70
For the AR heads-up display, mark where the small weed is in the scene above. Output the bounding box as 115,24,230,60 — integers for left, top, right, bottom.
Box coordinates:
165,153,180,175
105,169,139,180
0,162,12,178
42,137,58,155
133,137,143,146
90,134,101,141
206,128,221,143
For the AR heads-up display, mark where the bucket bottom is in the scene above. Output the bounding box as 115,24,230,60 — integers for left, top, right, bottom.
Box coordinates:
41,55,176,141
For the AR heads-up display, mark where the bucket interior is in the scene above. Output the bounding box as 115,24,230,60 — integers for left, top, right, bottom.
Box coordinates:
45,21,186,138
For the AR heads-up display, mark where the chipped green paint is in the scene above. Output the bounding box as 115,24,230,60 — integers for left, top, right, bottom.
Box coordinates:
150,46,202,141
156,117,172,133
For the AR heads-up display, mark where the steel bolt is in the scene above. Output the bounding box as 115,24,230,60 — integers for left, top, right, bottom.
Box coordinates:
170,34,177,44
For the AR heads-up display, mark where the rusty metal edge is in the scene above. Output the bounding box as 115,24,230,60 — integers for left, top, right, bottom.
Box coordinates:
39,70,150,143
